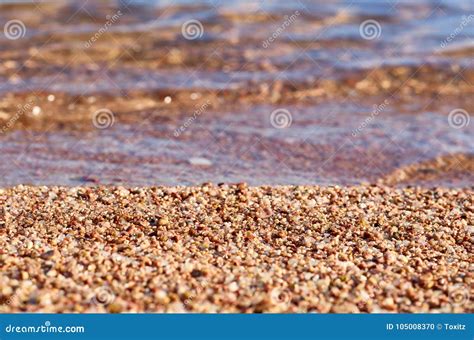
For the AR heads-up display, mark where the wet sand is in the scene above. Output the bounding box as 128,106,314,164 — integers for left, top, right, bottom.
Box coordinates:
1,184,472,313
1,1,473,187
1,101,473,187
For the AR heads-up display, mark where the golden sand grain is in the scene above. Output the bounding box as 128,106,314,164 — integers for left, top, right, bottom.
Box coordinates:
0,184,472,313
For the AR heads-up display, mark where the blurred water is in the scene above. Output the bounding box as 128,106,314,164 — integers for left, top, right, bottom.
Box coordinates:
1,0,473,94
0,0,472,186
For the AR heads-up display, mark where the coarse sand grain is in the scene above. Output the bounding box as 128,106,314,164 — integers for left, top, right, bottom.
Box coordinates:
0,184,472,313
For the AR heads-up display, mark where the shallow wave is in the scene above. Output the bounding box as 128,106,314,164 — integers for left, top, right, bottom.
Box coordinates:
0,0,472,187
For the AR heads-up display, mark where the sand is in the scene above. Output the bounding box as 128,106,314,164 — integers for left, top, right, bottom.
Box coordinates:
0,184,472,313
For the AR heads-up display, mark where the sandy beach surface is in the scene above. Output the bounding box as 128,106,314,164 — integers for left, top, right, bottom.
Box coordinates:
1,1,473,315
1,184,472,313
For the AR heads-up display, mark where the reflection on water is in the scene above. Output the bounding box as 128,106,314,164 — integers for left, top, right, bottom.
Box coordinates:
0,0,472,187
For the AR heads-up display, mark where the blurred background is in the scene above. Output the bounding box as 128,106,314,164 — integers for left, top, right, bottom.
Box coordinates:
0,0,472,187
